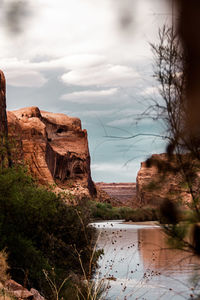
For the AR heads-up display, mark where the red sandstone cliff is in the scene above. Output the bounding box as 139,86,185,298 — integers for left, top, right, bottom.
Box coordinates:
7,106,96,199
136,153,191,207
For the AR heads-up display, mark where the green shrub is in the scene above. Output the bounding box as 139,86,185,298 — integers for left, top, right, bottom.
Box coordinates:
122,207,158,222
88,201,159,222
0,166,95,299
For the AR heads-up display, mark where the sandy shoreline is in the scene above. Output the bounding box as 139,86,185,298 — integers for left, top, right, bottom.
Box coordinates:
122,220,159,226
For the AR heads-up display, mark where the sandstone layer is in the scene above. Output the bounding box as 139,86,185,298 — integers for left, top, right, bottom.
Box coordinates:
7,106,96,199
136,153,191,207
96,182,137,207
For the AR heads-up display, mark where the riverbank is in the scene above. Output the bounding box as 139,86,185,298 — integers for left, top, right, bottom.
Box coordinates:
123,220,159,225
0,167,99,300
88,200,159,222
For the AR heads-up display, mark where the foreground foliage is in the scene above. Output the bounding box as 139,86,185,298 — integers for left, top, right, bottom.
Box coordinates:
0,166,97,299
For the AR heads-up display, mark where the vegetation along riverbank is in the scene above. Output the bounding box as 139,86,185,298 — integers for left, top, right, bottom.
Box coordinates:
0,166,102,299
88,201,159,222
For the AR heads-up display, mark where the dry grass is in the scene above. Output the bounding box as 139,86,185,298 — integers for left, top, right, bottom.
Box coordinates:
0,251,9,284
0,251,14,300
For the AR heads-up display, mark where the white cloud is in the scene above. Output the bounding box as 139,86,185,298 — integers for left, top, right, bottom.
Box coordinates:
0,55,140,89
0,55,107,88
0,0,169,63
140,86,159,96
0,58,50,87
60,88,118,103
0,54,140,91
0,0,117,59
57,55,106,69
0,55,106,72
5,70,47,87
61,64,139,87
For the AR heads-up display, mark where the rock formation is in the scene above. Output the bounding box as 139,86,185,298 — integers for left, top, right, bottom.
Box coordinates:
96,182,137,207
136,153,191,207
0,70,12,168
7,106,96,199
0,70,7,137
4,279,45,299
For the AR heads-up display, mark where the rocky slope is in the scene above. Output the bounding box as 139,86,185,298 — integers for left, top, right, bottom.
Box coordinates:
136,153,191,207
7,106,96,200
96,182,137,207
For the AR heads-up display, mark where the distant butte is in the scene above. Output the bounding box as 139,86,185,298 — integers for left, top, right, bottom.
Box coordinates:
96,182,137,207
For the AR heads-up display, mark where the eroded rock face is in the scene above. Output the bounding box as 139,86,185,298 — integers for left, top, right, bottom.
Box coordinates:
136,153,191,207
7,106,96,198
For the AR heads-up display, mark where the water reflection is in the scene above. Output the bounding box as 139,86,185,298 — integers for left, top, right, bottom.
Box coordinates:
93,221,200,300
138,228,200,274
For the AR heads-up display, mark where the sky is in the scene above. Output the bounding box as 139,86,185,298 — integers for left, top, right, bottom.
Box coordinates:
0,0,171,183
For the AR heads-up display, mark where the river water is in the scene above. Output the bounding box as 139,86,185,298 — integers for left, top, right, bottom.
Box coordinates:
91,221,200,300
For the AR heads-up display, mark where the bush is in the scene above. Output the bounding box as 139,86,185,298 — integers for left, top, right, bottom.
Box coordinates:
0,166,95,299
88,201,159,222
122,207,158,222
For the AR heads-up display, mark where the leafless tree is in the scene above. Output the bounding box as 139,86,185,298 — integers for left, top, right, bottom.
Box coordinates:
149,24,200,257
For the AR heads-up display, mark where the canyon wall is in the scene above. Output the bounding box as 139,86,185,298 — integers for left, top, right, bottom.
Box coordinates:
136,154,191,207
7,106,96,199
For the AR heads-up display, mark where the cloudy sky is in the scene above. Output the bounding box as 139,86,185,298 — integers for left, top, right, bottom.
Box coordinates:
0,0,171,182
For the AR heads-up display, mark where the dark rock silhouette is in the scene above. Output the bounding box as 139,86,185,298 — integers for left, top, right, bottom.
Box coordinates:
0,70,12,168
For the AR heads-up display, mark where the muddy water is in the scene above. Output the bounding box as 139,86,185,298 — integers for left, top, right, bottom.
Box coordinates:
92,221,200,300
